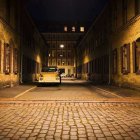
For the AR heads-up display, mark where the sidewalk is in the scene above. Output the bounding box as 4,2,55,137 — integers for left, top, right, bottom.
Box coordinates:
94,84,140,98
0,85,36,99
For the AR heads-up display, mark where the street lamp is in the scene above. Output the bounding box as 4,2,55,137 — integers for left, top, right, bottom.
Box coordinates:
60,44,64,48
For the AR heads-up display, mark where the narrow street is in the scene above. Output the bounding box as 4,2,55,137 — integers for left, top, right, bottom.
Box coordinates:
0,79,140,140
15,79,120,101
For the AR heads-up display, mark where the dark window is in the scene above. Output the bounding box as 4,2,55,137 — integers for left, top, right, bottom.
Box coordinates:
135,0,140,15
122,0,127,24
4,43,10,74
112,49,118,74
121,44,130,74
42,67,57,72
133,40,140,74
13,48,18,74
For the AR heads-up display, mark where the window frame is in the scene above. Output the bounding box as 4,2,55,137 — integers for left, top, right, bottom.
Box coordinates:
133,41,140,74
0,41,1,73
121,44,130,75
4,43,11,74
13,48,18,74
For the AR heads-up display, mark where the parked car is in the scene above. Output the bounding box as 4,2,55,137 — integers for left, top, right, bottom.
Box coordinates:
38,66,61,84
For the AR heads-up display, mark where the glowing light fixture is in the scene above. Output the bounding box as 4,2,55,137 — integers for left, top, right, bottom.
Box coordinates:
80,27,85,32
60,44,64,48
64,26,67,32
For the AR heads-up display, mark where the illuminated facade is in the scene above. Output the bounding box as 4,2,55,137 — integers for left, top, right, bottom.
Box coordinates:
42,23,85,76
77,0,140,89
0,0,46,88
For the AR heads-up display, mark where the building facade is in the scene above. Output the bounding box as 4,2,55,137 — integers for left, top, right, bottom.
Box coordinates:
77,0,140,89
0,0,46,88
42,23,85,77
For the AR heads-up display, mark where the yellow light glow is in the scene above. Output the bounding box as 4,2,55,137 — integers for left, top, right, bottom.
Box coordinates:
60,44,64,48
80,27,85,32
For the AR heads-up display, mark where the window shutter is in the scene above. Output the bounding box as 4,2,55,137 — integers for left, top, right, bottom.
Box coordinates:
121,46,123,73
4,43,10,74
127,43,130,73
13,48,18,74
0,41,1,72
4,43,7,73
132,41,136,73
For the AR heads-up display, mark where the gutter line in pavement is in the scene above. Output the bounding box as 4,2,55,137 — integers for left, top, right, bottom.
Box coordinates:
14,86,37,99
92,86,123,98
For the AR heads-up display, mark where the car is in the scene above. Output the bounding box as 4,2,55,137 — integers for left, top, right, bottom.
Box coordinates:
60,73,66,78
38,66,61,84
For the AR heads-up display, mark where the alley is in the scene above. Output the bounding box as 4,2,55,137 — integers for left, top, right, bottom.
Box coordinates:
0,0,140,139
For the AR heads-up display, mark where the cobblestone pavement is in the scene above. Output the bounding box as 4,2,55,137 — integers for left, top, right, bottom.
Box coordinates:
0,102,140,140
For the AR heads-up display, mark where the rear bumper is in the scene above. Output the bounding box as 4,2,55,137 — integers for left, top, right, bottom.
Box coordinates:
38,78,60,84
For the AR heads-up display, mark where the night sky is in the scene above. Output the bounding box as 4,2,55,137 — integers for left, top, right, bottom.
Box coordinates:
27,0,107,23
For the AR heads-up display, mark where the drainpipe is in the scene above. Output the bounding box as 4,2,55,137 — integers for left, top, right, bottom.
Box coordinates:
20,53,23,84
108,41,111,85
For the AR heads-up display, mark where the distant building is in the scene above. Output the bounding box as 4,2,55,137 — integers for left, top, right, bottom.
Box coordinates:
42,22,86,77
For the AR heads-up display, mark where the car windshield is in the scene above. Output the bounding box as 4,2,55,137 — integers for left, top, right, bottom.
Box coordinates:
42,67,57,72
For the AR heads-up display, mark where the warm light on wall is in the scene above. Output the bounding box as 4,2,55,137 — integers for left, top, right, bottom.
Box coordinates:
72,26,76,32
64,26,67,32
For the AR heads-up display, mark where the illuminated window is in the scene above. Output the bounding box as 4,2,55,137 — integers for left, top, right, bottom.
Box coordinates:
52,50,56,57
64,26,67,32
48,59,52,66
72,26,75,32
52,59,56,66
57,59,61,66
80,27,85,32
62,59,66,66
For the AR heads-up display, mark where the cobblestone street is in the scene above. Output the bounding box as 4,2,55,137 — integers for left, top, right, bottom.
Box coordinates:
0,80,140,140
0,102,140,140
